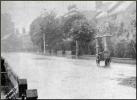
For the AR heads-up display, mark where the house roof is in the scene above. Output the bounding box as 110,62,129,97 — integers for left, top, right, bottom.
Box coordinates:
1,34,11,41
96,1,134,19
109,1,134,15
96,2,117,12
107,1,124,13
17,32,30,38
1,32,30,41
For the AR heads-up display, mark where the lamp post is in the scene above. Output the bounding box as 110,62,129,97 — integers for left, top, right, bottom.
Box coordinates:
95,26,102,54
76,40,78,56
103,23,111,51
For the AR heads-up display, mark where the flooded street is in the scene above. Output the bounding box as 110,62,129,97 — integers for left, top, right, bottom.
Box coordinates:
1,52,136,99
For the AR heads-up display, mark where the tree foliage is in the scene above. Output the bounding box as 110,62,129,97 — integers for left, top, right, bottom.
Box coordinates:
29,16,43,46
40,10,61,46
1,13,14,38
69,19,96,55
62,4,85,39
29,10,65,53
1,13,23,52
29,4,136,58
69,19,94,41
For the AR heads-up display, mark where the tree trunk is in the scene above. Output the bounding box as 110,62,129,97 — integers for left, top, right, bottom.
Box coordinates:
77,41,83,56
76,41,79,56
131,40,136,54
62,43,66,55
49,45,51,55
71,41,76,55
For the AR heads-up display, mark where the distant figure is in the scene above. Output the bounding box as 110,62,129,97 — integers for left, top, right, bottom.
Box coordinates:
49,49,51,55
55,50,57,55
54,49,57,56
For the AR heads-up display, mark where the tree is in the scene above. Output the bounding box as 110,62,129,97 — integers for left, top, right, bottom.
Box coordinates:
67,4,77,11
29,9,64,53
69,19,95,55
1,13,14,38
1,13,22,52
62,4,85,39
40,10,61,53
124,8,136,55
29,16,43,52
60,4,86,55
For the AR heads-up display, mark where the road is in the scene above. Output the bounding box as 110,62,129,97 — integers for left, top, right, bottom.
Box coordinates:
1,52,136,99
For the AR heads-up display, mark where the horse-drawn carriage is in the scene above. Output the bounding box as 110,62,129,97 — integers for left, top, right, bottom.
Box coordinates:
96,50,111,66
95,25,111,66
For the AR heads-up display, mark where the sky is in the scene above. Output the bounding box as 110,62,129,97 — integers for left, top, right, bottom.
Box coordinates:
1,1,115,33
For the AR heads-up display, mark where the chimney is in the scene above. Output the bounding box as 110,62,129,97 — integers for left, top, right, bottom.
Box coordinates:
95,1,102,9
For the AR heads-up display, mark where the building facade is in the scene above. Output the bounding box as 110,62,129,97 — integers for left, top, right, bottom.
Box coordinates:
96,1,136,26
20,34,34,51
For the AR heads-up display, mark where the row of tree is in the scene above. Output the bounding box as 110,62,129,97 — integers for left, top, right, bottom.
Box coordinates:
29,4,136,58
29,5,96,55
1,13,22,52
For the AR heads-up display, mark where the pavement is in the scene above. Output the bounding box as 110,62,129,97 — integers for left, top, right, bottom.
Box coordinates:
36,51,136,65
1,52,136,99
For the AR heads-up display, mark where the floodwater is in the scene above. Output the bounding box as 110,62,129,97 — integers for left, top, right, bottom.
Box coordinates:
1,52,136,99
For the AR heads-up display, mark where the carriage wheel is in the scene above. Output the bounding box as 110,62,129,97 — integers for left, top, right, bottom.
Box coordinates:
96,55,100,66
105,58,111,66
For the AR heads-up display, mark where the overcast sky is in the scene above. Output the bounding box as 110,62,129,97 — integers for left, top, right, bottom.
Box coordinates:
1,1,115,33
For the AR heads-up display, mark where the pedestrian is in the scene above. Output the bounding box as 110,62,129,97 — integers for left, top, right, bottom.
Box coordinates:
54,49,57,56
49,49,51,55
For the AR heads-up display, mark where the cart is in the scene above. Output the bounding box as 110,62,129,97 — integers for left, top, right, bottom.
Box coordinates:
96,50,111,66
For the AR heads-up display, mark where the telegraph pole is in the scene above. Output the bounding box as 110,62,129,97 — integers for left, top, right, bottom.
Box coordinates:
76,40,78,56
43,33,46,55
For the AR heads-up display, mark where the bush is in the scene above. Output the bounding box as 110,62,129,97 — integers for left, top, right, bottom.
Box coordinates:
64,41,71,51
88,41,96,55
112,39,136,58
114,40,126,58
124,40,136,58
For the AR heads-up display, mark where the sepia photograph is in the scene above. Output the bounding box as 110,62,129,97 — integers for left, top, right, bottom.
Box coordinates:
1,1,136,99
